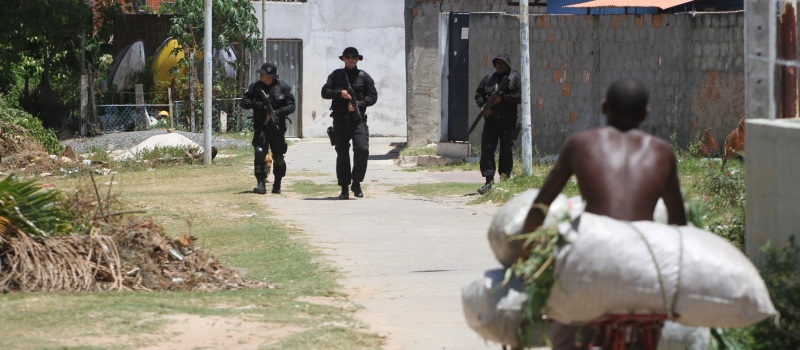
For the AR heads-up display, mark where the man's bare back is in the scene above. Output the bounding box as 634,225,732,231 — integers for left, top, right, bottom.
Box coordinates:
523,78,686,234
563,126,684,223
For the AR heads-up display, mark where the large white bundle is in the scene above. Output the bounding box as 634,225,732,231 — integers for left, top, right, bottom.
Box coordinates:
546,213,776,328
488,189,578,267
657,322,710,350
461,269,528,348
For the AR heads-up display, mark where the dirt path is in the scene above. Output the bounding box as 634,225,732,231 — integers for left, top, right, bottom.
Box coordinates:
264,137,515,349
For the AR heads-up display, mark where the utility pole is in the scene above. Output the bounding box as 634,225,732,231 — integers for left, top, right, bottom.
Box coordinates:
745,0,776,119
262,0,267,63
519,1,532,175
203,0,213,165
779,0,798,119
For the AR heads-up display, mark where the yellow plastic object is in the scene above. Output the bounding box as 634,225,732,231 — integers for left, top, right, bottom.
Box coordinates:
152,38,184,92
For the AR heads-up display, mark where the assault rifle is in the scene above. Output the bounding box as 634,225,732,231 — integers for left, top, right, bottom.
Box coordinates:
259,90,280,130
343,70,363,121
467,76,511,136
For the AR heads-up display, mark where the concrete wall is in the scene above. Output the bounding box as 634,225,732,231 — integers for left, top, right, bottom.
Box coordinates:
745,119,800,266
406,9,745,153
256,0,406,138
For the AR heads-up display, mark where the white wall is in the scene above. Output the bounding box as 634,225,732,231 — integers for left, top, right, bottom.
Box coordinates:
254,0,407,137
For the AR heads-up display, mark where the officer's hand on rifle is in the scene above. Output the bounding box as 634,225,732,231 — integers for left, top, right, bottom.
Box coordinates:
484,107,494,117
254,101,265,111
341,89,355,112
491,95,503,105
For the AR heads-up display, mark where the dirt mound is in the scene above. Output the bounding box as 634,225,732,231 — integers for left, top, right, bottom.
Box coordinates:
0,122,61,176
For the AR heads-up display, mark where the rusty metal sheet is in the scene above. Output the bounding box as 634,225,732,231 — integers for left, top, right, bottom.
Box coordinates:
565,0,692,9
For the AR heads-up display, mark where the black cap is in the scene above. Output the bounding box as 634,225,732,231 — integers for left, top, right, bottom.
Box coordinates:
339,47,363,61
492,54,512,68
257,63,279,78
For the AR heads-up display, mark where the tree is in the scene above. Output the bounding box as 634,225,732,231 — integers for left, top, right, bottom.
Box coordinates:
0,0,129,128
161,0,260,98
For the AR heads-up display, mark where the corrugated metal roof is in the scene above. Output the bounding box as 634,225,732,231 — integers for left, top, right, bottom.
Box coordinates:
565,0,692,9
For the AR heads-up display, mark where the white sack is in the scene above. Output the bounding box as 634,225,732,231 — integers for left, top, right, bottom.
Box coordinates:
461,269,528,348
657,322,710,350
488,189,578,267
546,212,776,328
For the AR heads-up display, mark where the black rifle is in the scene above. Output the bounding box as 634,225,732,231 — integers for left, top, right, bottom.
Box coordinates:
467,76,511,136
343,70,363,121
259,90,280,130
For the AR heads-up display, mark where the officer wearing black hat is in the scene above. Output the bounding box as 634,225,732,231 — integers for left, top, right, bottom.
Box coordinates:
321,47,378,199
475,53,522,195
241,62,296,194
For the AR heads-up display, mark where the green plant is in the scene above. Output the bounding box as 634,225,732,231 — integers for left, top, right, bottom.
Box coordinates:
0,98,63,154
0,174,73,236
748,238,800,349
398,144,438,157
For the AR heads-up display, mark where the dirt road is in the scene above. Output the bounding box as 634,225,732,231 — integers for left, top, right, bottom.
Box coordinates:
265,137,515,349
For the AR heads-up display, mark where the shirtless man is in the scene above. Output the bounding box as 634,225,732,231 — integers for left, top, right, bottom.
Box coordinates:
521,78,687,349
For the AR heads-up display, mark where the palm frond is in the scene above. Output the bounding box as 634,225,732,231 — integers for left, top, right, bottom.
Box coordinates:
0,174,72,236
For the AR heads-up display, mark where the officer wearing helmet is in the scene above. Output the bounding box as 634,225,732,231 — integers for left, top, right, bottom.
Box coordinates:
240,62,296,194
475,53,522,195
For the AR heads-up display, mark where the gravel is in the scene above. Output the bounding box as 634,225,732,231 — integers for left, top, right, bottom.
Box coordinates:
60,130,251,154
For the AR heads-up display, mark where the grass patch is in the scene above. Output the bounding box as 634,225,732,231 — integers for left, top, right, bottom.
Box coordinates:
0,146,382,349
393,182,478,199
289,180,342,198
397,144,437,157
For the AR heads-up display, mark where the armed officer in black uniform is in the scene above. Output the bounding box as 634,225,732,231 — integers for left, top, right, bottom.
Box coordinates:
241,62,296,194
475,53,522,195
321,47,378,200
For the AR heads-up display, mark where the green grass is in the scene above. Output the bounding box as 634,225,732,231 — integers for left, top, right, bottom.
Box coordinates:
397,144,437,157
289,180,342,198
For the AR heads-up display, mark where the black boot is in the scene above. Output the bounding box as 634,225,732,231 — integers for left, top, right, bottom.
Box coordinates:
253,181,267,194
477,178,494,195
351,182,363,198
271,177,282,194
338,185,349,200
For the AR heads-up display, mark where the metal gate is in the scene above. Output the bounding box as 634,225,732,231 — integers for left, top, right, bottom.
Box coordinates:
251,39,303,138
447,13,471,141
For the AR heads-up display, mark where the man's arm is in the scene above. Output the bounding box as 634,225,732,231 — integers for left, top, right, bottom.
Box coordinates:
240,83,257,109
661,150,687,226
474,75,490,107
321,70,340,100
522,138,576,234
358,73,378,108
273,83,296,118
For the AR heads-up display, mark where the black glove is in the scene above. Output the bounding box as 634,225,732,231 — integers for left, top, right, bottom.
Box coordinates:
254,101,264,110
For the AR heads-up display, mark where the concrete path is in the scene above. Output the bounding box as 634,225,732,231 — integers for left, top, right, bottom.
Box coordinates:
262,137,524,350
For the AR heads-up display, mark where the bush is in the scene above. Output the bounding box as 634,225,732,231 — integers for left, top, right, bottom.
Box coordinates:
0,97,62,154
749,238,800,349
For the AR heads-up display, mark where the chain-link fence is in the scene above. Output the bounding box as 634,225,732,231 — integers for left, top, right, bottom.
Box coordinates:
95,98,254,133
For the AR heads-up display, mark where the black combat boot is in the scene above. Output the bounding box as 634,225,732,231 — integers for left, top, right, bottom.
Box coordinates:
338,185,349,200
477,177,494,195
253,180,267,194
351,182,363,198
271,177,282,194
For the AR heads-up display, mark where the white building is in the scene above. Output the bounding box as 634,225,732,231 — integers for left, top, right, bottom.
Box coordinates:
252,0,406,138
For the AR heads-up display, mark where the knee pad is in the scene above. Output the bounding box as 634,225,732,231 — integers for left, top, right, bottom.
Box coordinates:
254,147,268,163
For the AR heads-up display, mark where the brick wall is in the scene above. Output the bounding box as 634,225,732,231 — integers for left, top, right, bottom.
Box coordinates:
407,8,745,153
